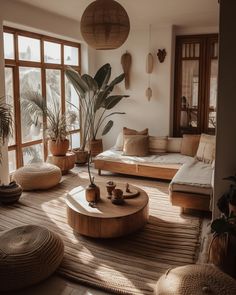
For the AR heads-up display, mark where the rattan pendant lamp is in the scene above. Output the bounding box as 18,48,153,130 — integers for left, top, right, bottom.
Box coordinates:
80,0,130,50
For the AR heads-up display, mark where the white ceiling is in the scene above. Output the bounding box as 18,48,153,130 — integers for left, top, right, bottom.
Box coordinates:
17,0,219,28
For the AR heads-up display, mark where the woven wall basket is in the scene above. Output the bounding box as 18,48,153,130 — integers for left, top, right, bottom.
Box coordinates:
81,0,130,50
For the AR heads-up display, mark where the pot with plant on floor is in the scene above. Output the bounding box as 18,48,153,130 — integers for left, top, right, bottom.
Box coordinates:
22,92,73,156
65,63,129,157
209,175,236,278
0,97,22,204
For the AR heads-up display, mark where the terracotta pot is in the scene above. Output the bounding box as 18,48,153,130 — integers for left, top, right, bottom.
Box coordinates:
85,184,100,203
209,233,236,278
48,139,69,156
73,149,88,165
89,139,103,157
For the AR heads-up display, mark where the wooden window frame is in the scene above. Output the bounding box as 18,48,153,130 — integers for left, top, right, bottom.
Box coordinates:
4,26,81,168
173,34,218,136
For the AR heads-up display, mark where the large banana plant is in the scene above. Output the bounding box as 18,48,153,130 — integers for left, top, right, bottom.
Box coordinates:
65,63,128,150
0,97,13,161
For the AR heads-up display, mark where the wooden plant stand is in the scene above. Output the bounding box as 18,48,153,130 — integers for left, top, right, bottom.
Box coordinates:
47,152,76,175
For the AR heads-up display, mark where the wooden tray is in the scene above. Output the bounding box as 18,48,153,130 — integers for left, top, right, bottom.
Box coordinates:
123,188,140,199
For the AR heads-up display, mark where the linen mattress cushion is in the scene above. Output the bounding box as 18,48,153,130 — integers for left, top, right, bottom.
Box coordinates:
196,133,216,164
123,127,149,135
0,225,64,292
181,134,201,157
123,135,149,156
169,159,213,195
167,137,183,153
13,162,62,191
149,136,168,153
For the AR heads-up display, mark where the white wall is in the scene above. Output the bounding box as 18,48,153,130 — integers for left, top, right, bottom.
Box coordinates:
94,25,175,150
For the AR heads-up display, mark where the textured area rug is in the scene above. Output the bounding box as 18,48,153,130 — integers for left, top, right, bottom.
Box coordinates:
0,170,202,295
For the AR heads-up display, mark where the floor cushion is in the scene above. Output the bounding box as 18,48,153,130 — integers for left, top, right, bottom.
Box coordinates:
169,159,213,195
0,225,64,292
156,264,236,295
13,162,62,191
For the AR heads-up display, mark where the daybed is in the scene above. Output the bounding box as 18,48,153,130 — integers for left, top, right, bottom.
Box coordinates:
94,133,215,211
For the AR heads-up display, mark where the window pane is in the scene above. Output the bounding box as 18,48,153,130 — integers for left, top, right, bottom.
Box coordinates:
180,60,199,129
8,150,16,173
4,33,14,59
22,144,43,165
46,69,61,108
5,67,15,145
19,67,42,143
65,75,80,131
208,59,218,128
64,45,79,65
71,132,80,149
18,36,40,62
44,41,61,64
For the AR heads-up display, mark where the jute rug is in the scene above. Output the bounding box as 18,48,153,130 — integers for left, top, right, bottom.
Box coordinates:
0,170,203,295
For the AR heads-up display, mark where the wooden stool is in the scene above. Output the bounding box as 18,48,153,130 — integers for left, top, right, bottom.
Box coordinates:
47,152,76,175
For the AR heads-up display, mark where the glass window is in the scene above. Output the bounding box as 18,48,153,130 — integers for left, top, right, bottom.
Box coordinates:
44,41,61,64
22,144,43,165
46,69,61,108
8,150,16,173
208,59,218,128
19,67,42,143
65,75,80,131
3,32,14,59
64,45,79,65
4,67,15,145
18,36,40,62
71,133,80,149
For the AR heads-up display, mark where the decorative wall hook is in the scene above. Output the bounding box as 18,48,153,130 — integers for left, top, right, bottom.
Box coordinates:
157,49,167,63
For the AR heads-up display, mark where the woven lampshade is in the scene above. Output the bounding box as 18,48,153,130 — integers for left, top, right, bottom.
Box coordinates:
80,0,130,50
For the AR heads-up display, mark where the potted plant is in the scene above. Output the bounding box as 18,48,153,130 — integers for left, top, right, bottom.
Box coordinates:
209,214,236,278
22,92,71,156
217,174,236,217
65,63,128,157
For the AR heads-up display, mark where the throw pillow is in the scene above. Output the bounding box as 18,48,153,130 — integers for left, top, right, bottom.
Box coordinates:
149,136,168,154
196,134,216,164
123,127,149,136
167,137,183,153
180,134,201,157
113,132,123,151
123,135,149,156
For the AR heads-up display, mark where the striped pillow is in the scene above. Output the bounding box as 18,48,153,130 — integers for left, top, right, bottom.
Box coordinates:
149,136,168,154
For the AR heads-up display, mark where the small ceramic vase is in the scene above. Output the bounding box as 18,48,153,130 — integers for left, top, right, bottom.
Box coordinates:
106,181,116,199
111,188,124,205
85,184,97,203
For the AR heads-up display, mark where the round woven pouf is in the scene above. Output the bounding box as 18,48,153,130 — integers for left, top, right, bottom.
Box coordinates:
13,162,62,191
0,225,64,292
156,264,236,295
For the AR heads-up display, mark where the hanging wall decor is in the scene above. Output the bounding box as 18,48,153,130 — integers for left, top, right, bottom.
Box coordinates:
80,0,130,50
121,51,132,89
157,49,167,63
146,25,153,101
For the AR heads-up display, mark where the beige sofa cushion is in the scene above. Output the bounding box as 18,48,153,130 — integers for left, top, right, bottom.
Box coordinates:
123,127,149,136
181,134,201,157
149,136,168,153
123,135,149,156
169,159,213,195
114,132,123,151
196,134,216,164
167,137,183,153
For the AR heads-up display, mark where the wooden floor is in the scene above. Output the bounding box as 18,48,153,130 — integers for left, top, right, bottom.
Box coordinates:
3,165,211,295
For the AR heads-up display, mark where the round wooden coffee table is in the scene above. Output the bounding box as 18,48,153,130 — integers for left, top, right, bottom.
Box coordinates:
66,184,149,238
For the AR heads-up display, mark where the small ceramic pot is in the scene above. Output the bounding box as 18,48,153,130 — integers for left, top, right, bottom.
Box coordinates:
85,185,97,203
106,181,116,199
111,188,124,205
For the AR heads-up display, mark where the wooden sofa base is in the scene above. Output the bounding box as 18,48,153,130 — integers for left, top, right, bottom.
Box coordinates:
94,159,179,180
170,191,211,211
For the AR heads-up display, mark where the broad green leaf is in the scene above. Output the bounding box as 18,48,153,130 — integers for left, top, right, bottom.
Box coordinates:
65,67,89,97
103,95,129,110
82,74,98,93
108,73,125,90
102,120,113,136
94,63,111,89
